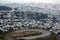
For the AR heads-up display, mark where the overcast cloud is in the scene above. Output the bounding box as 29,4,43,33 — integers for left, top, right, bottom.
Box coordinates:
0,0,60,4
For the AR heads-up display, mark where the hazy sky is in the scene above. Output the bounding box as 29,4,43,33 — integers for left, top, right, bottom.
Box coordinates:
0,0,60,4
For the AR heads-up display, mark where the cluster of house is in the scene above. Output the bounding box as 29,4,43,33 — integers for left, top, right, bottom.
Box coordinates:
0,8,60,34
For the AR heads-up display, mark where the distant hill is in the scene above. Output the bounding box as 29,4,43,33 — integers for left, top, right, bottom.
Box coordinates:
0,6,12,11
1,3,60,21
4,3,60,15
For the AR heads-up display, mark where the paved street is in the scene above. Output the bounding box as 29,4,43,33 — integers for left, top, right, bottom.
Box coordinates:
15,29,51,39
4,29,51,40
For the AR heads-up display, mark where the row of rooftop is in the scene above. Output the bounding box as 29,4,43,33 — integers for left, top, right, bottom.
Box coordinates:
0,6,60,35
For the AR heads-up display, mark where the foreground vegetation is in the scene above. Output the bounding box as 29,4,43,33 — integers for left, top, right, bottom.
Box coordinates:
0,30,57,40
33,32,57,40
0,36,6,40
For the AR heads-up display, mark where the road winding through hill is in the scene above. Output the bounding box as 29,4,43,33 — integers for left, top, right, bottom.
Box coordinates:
5,29,51,40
